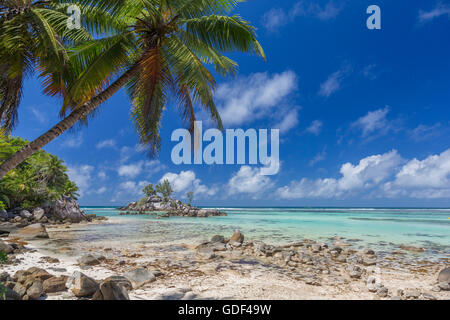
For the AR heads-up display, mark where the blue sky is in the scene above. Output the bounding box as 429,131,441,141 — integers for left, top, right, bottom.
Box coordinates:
12,0,450,207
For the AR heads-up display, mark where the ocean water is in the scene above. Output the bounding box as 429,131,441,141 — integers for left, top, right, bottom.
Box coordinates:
77,207,450,260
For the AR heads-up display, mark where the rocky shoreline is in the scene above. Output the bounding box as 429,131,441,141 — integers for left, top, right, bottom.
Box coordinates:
0,197,107,235
1,223,449,300
118,195,227,218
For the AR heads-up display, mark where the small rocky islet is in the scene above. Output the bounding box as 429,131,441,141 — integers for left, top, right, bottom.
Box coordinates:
118,195,227,218
1,225,449,300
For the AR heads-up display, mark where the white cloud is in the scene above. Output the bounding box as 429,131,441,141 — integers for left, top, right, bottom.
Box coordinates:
29,106,47,124
62,133,83,148
418,3,450,22
216,71,297,126
96,139,116,149
262,8,288,31
277,150,403,199
95,187,107,195
306,120,323,135
118,160,166,179
118,162,143,178
309,149,326,166
263,1,343,32
67,164,94,197
318,70,346,97
292,1,342,20
228,166,274,197
275,109,299,133
98,171,107,180
116,180,149,198
410,123,444,141
278,148,450,200
384,150,450,198
351,107,391,137
160,171,216,197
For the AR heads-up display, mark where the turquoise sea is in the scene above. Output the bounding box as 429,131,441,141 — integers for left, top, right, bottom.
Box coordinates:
78,207,450,260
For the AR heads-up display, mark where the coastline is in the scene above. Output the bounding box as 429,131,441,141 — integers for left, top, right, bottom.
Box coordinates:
1,217,449,300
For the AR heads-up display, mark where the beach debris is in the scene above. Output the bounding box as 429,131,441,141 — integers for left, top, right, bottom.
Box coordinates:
8,223,49,240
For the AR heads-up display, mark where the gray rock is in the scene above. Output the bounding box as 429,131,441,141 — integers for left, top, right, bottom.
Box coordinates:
437,267,450,284
101,276,132,291
78,254,101,267
421,292,437,300
438,282,450,291
0,239,14,254
95,278,130,300
0,272,10,282
19,210,32,219
363,248,375,255
211,235,225,243
376,286,389,298
1,285,21,300
404,289,420,299
66,271,99,297
196,248,216,260
13,283,27,297
32,208,45,221
123,268,156,289
43,196,88,222
26,281,43,300
8,223,49,240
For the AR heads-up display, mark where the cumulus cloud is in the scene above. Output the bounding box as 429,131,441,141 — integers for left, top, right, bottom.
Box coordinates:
160,171,216,197
277,150,403,199
96,139,116,149
262,1,343,32
216,71,297,127
67,164,94,197
228,166,274,197
418,2,450,22
306,120,323,135
383,149,450,198
278,148,450,200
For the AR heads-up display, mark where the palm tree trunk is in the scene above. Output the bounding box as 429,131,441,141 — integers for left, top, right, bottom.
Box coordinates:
0,65,139,179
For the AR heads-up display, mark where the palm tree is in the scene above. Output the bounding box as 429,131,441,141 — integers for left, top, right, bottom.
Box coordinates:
0,0,265,179
0,0,92,132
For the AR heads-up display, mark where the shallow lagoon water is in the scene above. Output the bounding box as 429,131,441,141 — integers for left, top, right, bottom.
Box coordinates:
71,207,450,261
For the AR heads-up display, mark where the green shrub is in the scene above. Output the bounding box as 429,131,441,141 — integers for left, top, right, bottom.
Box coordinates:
0,200,5,211
0,251,7,264
0,135,79,210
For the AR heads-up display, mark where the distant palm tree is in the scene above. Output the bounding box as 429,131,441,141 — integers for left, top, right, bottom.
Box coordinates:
0,0,265,179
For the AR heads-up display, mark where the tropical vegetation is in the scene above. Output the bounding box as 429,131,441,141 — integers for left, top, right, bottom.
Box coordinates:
155,179,173,200
0,135,79,210
0,0,265,179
